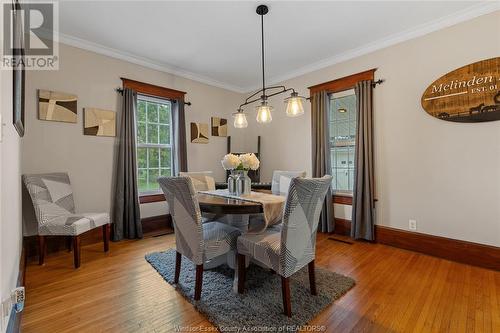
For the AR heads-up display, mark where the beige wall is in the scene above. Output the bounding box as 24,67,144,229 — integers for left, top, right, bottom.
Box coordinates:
23,44,244,221
22,12,500,246
241,12,500,246
0,56,23,328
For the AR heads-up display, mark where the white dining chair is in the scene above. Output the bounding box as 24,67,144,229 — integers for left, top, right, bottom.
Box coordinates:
236,176,332,317
158,176,241,300
271,170,306,196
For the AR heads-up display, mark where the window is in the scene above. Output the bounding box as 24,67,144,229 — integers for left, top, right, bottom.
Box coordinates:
329,89,356,194
136,95,172,194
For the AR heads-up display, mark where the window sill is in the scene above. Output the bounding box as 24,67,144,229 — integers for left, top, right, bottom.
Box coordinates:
333,193,353,205
139,193,165,204
332,193,378,205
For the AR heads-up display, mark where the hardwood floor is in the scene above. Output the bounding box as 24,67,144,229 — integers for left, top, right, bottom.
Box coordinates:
22,233,499,333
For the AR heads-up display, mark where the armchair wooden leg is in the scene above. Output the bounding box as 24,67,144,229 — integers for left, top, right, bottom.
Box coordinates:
38,235,45,265
66,236,72,252
73,235,81,269
174,251,182,284
308,260,317,296
103,224,110,252
281,276,292,317
194,264,203,301
237,253,246,294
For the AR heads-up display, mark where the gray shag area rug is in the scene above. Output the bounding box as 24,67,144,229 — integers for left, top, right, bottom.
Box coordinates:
145,249,355,332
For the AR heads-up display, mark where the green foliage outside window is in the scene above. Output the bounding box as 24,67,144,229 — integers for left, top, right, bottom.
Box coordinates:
136,98,172,193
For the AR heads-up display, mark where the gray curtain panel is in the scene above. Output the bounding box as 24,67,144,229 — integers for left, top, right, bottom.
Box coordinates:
311,91,334,233
351,80,376,241
113,88,142,240
172,100,188,175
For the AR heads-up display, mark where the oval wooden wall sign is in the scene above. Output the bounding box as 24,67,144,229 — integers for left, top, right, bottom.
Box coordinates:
421,57,499,122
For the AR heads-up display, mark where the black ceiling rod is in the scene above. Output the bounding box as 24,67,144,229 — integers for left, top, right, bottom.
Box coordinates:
257,4,269,100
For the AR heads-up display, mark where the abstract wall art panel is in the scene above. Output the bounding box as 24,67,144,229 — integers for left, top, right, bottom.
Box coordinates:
190,122,209,144
84,108,116,137
38,89,78,123
211,117,227,137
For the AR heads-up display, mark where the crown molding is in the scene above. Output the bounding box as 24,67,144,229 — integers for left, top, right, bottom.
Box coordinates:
56,2,498,94
57,32,248,93
242,2,500,92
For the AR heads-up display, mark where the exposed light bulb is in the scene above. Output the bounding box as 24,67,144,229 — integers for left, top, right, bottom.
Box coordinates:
256,102,273,124
285,92,305,117
233,109,248,128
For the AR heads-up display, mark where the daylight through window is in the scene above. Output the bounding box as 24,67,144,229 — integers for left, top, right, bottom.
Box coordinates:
329,89,356,193
136,95,173,193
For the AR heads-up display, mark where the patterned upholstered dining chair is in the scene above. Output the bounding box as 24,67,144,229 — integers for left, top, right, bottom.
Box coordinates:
179,171,216,191
271,170,306,196
236,176,332,317
23,173,111,268
179,171,217,222
158,176,241,300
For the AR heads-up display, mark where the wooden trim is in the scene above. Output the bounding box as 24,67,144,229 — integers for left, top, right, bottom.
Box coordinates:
141,214,173,236
331,219,500,271
6,239,27,333
308,69,376,94
139,194,165,204
333,218,351,236
333,194,353,205
375,226,500,271
26,215,172,260
121,78,186,100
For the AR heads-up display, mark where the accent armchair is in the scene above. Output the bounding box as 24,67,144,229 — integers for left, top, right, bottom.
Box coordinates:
158,176,241,300
237,176,332,317
23,173,111,268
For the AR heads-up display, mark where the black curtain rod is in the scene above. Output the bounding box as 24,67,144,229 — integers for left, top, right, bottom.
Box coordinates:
306,78,385,100
115,88,192,106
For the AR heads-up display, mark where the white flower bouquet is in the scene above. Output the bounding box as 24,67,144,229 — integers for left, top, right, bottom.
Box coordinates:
221,153,241,170
238,153,260,171
222,153,260,195
221,153,260,171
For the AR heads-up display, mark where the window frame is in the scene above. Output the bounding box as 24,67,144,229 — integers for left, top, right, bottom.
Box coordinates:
121,78,186,203
308,69,375,205
136,94,173,195
329,89,356,195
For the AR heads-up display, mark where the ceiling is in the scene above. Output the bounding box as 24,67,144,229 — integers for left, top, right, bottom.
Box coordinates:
57,1,497,92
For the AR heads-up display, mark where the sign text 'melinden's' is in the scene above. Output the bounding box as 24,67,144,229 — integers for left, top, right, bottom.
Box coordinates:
431,75,494,94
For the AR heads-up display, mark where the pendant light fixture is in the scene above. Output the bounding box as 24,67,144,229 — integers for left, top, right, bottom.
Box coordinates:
233,108,249,128
234,4,305,128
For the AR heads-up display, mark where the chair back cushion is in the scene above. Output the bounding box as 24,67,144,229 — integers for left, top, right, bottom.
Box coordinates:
23,173,75,226
158,176,204,264
280,176,332,277
271,170,306,196
179,171,216,191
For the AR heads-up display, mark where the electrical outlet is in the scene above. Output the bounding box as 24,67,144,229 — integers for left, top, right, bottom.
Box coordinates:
409,219,417,231
11,287,25,313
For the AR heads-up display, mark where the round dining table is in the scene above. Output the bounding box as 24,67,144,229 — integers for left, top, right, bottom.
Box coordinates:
196,193,263,215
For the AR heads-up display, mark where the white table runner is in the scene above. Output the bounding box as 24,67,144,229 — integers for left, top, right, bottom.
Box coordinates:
199,189,285,232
